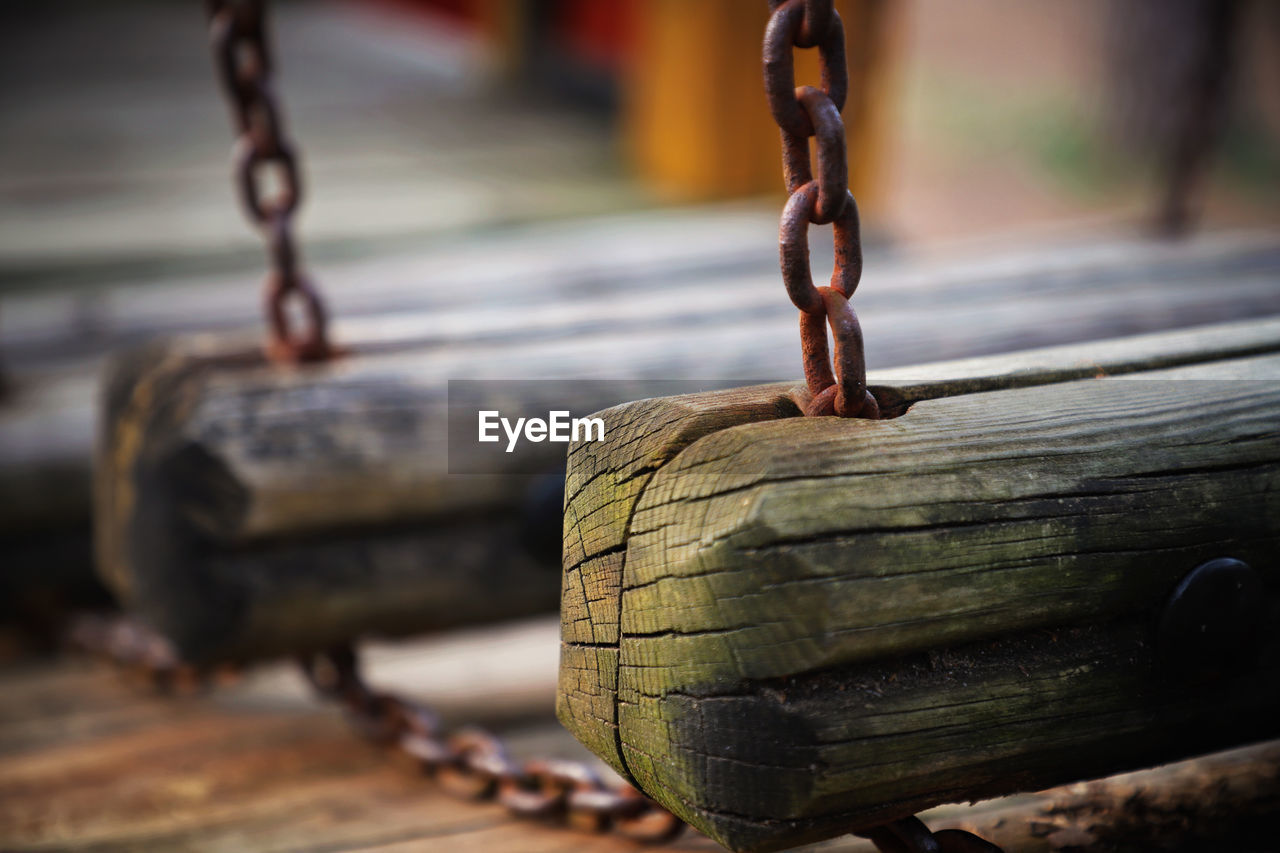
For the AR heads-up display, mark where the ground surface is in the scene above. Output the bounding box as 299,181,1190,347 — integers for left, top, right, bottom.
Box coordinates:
2,618,1278,853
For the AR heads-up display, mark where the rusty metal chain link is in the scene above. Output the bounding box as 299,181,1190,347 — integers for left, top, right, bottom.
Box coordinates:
296,645,685,843
765,0,878,418
66,613,238,692
206,0,336,363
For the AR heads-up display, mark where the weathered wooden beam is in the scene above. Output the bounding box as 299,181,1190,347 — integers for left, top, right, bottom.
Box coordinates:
559,317,1280,776
557,323,1280,852
95,323,751,661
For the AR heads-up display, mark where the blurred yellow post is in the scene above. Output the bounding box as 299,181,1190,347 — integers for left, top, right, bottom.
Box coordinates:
624,0,898,208
471,0,528,80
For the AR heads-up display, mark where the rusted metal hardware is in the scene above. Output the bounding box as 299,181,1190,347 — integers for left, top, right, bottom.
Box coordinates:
858,815,1004,853
65,612,236,691
206,0,336,363
765,0,877,419
297,645,685,843
763,14,999,847
1158,557,1266,678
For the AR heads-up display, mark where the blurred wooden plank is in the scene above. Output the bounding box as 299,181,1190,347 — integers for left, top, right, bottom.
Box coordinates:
0,622,718,853
0,205,782,371
0,2,636,281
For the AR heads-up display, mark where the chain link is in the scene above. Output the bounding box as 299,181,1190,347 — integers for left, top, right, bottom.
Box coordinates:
66,613,236,692
297,645,685,843
765,0,877,418
206,0,335,363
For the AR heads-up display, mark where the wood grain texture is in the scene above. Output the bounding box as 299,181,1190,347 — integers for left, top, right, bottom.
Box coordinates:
622,356,1280,687
558,335,1280,851
622,618,1280,851
559,384,801,774
0,626,720,853
557,318,1280,789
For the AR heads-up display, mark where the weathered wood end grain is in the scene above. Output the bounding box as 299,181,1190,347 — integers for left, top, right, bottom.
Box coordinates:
558,384,800,776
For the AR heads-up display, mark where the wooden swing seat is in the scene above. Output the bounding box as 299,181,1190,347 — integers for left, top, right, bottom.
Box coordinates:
557,318,1280,852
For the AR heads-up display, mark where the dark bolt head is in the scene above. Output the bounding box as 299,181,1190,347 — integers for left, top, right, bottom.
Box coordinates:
1157,558,1265,679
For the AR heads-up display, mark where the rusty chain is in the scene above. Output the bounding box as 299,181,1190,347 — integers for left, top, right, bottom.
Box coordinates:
66,613,234,692
64,612,682,843
206,0,336,363
297,645,686,843
760,4,1001,850
67,613,1002,852
765,0,878,419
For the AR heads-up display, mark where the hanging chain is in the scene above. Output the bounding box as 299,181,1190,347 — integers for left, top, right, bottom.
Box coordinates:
206,0,336,363
759,5,1001,850
765,0,878,419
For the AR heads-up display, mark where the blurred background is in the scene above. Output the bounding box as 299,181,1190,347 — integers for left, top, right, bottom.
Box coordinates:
3,0,1278,288
2,2,1280,850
